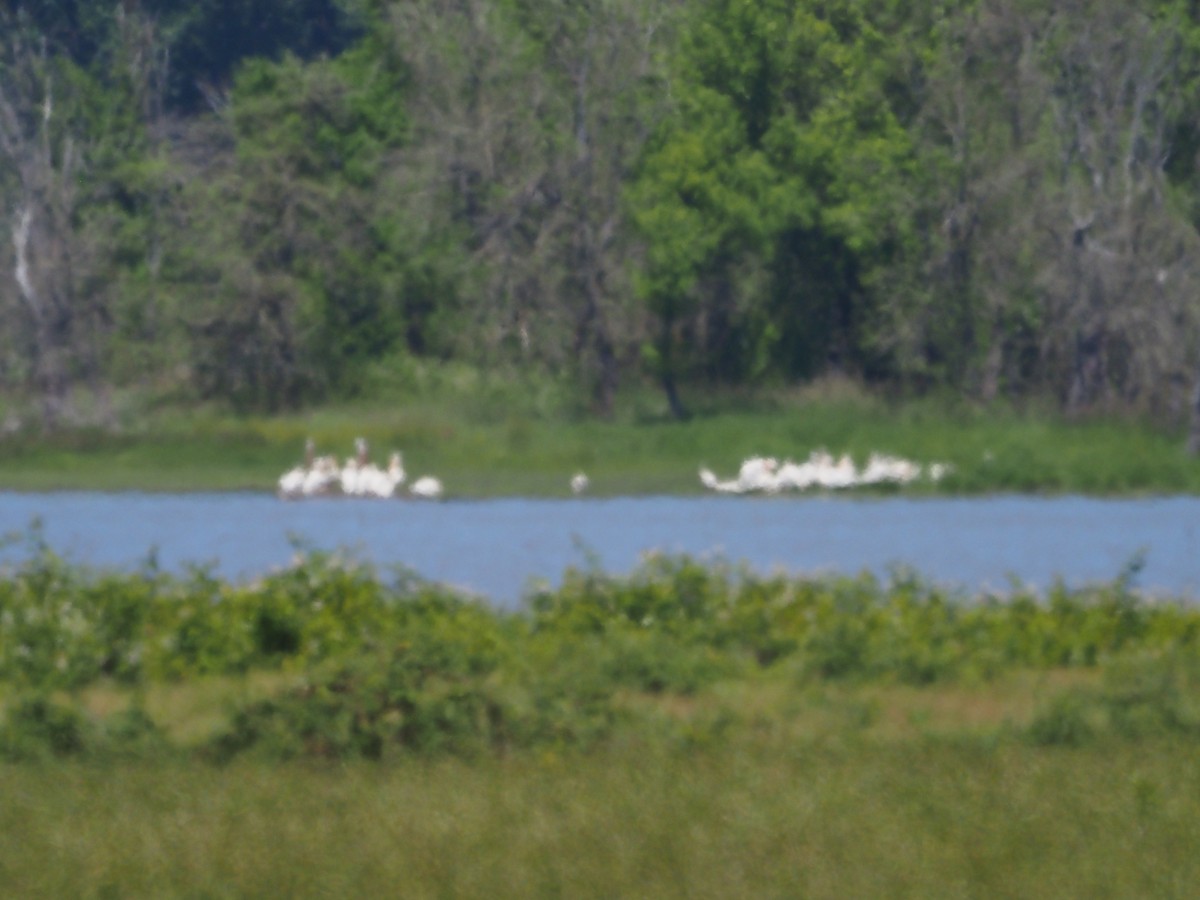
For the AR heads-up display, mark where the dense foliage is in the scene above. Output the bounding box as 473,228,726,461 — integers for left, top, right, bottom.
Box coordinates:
2,535,1200,760
4,0,1200,429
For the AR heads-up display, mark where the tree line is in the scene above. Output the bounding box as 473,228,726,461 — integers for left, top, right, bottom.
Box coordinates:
4,0,1200,431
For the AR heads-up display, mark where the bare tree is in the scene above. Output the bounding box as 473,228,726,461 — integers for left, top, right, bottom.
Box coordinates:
0,8,173,426
899,0,1200,418
1036,1,1200,416
0,28,100,426
380,0,671,413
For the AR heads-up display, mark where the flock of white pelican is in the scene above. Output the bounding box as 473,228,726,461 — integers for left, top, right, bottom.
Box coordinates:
277,437,595,500
278,438,443,500
699,451,951,494
277,439,949,500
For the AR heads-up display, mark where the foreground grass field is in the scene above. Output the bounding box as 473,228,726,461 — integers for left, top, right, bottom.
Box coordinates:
2,547,1200,895
5,728,1199,897
0,382,1197,494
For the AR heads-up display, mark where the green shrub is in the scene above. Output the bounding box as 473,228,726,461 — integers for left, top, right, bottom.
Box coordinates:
101,705,170,759
4,540,1200,764
1026,655,1200,746
1026,692,1100,747
210,634,530,761
0,694,95,760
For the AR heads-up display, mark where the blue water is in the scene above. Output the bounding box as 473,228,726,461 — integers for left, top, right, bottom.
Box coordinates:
1,492,1198,608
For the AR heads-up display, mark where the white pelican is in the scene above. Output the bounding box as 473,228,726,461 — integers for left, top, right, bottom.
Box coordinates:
340,437,370,496
303,455,340,496
278,467,306,498
701,448,944,494
340,457,362,496
737,456,779,491
409,475,443,499
700,456,781,494
774,458,819,491
359,452,406,499
388,452,406,487
570,472,589,495
814,453,858,489
278,438,315,498
858,453,920,486
699,467,743,493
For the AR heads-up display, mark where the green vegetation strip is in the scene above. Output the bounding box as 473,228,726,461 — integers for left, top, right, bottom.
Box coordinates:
4,537,1200,893
3,536,1200,760
0,397,1196,495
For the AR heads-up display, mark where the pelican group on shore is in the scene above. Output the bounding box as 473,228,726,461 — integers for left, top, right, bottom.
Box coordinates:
277,438,441,500
280,440,947,500
699,450,951,495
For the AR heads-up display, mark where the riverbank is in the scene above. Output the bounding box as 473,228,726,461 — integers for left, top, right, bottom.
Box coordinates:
0,393,1196,495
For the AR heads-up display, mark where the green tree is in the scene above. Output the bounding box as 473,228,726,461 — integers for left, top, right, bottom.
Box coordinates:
173,39,412,410
630,0,921,415
372,0,674,415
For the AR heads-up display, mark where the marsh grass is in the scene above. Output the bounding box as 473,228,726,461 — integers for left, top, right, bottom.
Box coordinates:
2,730,1199,897
0,387,1195,494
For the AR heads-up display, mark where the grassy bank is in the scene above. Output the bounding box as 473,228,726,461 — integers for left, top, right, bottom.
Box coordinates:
3,549,1200,893
0,386,1197,495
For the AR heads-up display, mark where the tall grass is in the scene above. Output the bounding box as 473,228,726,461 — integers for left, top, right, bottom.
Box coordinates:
2,735,1199,897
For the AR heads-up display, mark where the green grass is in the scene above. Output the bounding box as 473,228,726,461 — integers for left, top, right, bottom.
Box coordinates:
0,385,1196,495
3,720,1199,897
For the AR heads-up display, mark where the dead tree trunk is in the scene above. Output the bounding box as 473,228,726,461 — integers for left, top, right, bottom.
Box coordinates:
0,34,95,428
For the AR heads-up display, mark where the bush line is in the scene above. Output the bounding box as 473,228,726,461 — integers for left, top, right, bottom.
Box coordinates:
3,535,1200,760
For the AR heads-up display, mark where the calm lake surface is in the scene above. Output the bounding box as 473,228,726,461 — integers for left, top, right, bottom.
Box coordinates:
1,492,1198,608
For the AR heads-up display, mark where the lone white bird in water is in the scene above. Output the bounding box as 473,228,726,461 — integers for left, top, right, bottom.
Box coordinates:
409,475,443,500
570,472,589,495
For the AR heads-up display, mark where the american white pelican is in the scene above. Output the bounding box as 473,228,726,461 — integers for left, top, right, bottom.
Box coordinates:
737,456,779,491
278,439,315,498
387,452,406,486
698,457,779,493
700,449,945,494
278,467,306,498
340,457,362,496
409,475,443,499
340,437,371,496
774,458,819,491
302,455,340,496
858,453,920,485
359,451,406,499
570,472,589,494
699,467,741,493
